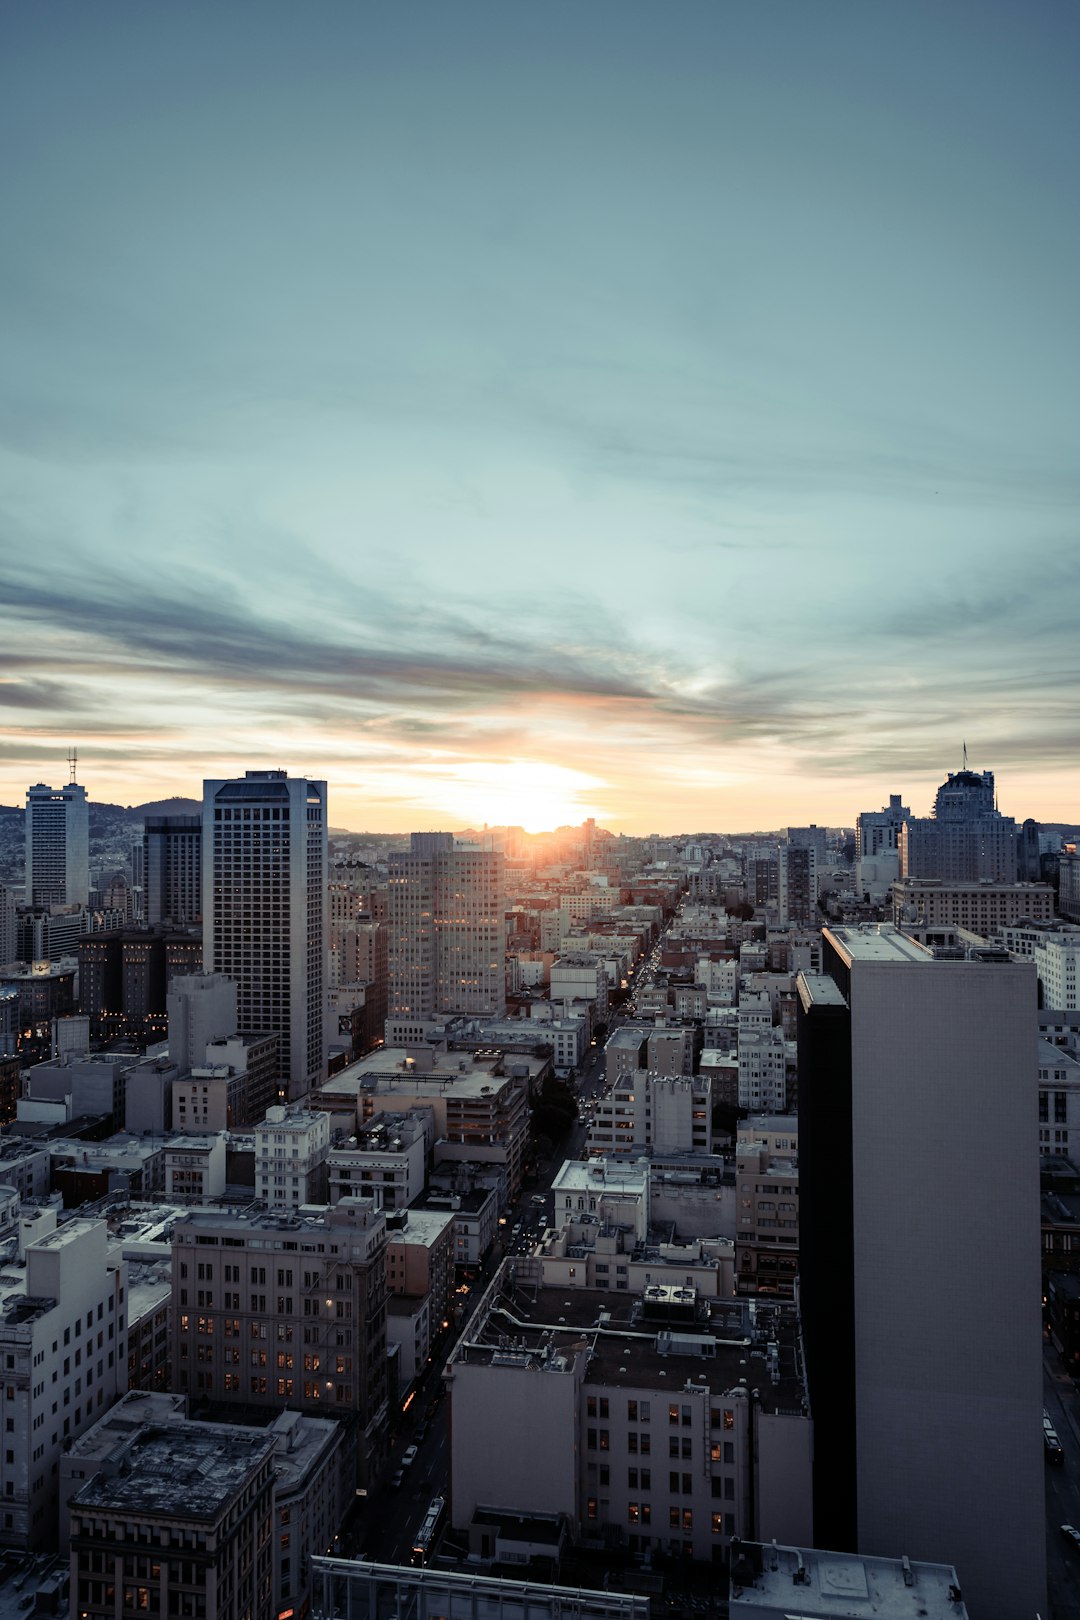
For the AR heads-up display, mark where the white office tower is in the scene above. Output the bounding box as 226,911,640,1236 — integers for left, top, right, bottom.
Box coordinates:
24,781,89,908
797,926,1045,1620
388,833,505,1020
203,772,328,1103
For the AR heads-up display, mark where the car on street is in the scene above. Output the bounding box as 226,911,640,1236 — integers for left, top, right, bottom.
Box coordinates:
1062,1524,1080,1551
402,1445,419,1468
391,1468,405,1489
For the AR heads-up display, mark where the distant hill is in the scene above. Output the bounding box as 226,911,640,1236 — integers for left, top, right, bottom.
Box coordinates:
133,798,202,819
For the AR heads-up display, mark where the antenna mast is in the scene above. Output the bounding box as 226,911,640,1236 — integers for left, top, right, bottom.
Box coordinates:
962,740,967,771
67,747,78,785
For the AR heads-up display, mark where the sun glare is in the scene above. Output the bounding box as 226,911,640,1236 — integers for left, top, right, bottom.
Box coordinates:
411,760,606,834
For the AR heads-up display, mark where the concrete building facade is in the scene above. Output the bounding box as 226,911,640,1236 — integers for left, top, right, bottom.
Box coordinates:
387,835,506,1022
254,1105,331,1210
170,1199,388,1485
203,770,328,1102
24,781,89,909
796,925,1044,1620
0,1219,127,1551
143,812,202,927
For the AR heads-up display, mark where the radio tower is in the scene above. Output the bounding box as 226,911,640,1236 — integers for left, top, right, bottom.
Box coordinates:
67,747,78,784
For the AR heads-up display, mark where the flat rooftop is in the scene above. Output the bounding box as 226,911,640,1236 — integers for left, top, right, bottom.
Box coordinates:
318,1046,544,1102
386,1208,454,1244
729,1539,966,1618
553,1160,648,1194
73,1425,274,1519
455,1269,805,1414
825,926,934,965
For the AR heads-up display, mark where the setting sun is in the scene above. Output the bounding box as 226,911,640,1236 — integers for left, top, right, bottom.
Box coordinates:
407,759,607,835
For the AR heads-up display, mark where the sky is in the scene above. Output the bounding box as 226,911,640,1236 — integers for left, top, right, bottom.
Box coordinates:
2,2,1079,836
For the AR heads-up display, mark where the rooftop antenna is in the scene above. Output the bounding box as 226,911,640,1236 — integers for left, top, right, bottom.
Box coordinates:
67,747,78,785
962,739,967,770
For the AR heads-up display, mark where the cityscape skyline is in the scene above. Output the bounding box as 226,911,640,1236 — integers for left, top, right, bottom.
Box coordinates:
8,752,1080,844
3,3,1079,837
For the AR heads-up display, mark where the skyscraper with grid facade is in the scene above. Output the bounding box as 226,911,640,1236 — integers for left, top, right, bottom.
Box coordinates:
202,771,327,1103
24,780,89,908
387,833,505,1022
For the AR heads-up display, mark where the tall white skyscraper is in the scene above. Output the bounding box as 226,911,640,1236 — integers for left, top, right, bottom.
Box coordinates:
797,925,1045,1620
388,833,505,1021
24,781,89,908
202,771,327,1103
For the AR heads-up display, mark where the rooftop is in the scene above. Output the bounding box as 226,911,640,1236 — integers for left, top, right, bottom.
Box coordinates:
453,1267,804,1413
318,1046,544,1103
553,1160,649,1195
385,1208,455,1245
729,1539,967,1618
72,1425,274,1519
825,926,934,965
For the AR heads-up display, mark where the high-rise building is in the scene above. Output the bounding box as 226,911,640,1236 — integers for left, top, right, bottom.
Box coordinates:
785,824,827,860
855,795,910,859
0,886,16,965
900,767,1017,883
1060,843,1080,925
776,842,817,925
203,771,328,1102
387,834,505,1022
24,780,89,908
854,793,909,901
143,812,202,926
796,925,1044,1619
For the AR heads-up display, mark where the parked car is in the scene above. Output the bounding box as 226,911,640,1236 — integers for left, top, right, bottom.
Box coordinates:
402,1445,419,1468
1061,1524,1080,1551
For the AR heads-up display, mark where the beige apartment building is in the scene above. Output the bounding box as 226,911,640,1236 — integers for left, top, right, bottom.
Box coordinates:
170,1198,388,1485
891,877,1053,933
316,1045,536,1197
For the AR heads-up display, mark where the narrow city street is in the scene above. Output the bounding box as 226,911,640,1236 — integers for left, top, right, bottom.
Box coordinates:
1045,1340,1080,1618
